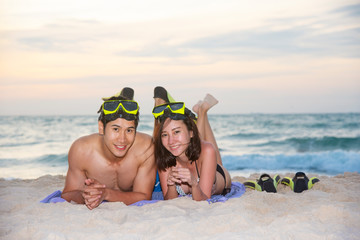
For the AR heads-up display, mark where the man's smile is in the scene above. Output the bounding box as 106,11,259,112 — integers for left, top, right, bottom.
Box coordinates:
115,144,126,151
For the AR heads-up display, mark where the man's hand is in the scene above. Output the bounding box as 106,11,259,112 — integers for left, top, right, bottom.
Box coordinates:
82,179,106,210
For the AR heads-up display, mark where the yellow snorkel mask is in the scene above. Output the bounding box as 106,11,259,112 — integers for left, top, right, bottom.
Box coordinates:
102,100,139,121
152,102,198,123
152,102,185,119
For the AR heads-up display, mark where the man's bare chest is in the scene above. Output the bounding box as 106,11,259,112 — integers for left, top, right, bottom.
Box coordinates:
85,162,138,191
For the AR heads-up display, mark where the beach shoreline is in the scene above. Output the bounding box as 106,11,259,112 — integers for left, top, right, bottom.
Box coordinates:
1,172,359,239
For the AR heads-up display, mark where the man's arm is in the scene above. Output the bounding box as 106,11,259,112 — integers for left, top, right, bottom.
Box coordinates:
61,139,88,204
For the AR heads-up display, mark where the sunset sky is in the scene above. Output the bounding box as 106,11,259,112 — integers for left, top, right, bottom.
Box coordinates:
0,0,359,115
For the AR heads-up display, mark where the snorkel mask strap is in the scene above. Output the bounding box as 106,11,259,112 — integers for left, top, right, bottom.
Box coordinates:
104,106,138,122
157,108,186,122
154,102,197,123
185,108,197,120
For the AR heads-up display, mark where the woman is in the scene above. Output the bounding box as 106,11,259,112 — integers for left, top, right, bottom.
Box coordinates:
152,87,232,201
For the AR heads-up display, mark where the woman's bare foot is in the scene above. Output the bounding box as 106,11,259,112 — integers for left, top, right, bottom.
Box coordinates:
192,100,202,115
200,94,218,111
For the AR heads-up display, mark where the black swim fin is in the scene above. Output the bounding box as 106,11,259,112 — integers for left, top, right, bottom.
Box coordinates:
244,174,281,193
154,86,176,103
154,86,197,122
281,172,319,193
102,87,134,101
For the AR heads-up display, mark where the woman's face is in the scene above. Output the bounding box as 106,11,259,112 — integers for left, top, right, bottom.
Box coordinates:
160,118,193,159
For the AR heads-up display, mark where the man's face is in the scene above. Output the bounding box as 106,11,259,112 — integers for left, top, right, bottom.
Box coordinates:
100,118,136,159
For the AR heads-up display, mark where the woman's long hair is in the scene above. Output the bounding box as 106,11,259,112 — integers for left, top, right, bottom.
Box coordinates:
154,115,201,171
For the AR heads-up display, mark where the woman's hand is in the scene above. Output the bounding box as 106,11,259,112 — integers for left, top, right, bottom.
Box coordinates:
171,167,198,186
167,167,181,186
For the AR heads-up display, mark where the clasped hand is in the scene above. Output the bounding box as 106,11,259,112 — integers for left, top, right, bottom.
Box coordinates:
167,167,198,187
82,179,106,210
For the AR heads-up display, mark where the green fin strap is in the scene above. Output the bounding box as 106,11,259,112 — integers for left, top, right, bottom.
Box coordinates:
281,177,294,190
308,177,320,190
244,181,263,192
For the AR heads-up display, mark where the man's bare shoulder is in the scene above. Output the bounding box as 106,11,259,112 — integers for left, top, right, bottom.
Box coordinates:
135,131,152,141
132,132,154,160
71,133,100,148
69,133,101,158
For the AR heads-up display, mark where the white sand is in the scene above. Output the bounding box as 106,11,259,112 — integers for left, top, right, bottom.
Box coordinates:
1,172,359,240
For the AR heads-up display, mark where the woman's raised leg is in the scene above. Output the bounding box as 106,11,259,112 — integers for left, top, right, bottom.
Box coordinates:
192,94,223,165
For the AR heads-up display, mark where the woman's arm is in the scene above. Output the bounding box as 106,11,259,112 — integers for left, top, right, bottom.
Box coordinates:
192,142,217,200
172,142,217,201
159,168,180,200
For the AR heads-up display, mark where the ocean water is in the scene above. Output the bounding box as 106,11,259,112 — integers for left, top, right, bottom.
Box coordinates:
0,113,359,179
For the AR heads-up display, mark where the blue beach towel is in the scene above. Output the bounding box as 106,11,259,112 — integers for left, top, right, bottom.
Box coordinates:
40,182,245,206
40,190,66,203
131,182,245,206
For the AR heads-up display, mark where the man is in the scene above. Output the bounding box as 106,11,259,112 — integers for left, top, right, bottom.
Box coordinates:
61,87,156,210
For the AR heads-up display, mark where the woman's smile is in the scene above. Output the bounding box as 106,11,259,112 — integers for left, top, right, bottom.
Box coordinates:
161,119,192,158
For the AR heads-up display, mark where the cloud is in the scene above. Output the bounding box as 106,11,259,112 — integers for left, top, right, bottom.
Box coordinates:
332,3,360,17
115,4,360,60
17,23,360,58
183,28,309,55
117,42,185,58
118,25,360,59
1,1,359,115
6,3,360,60
13,19,102,52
